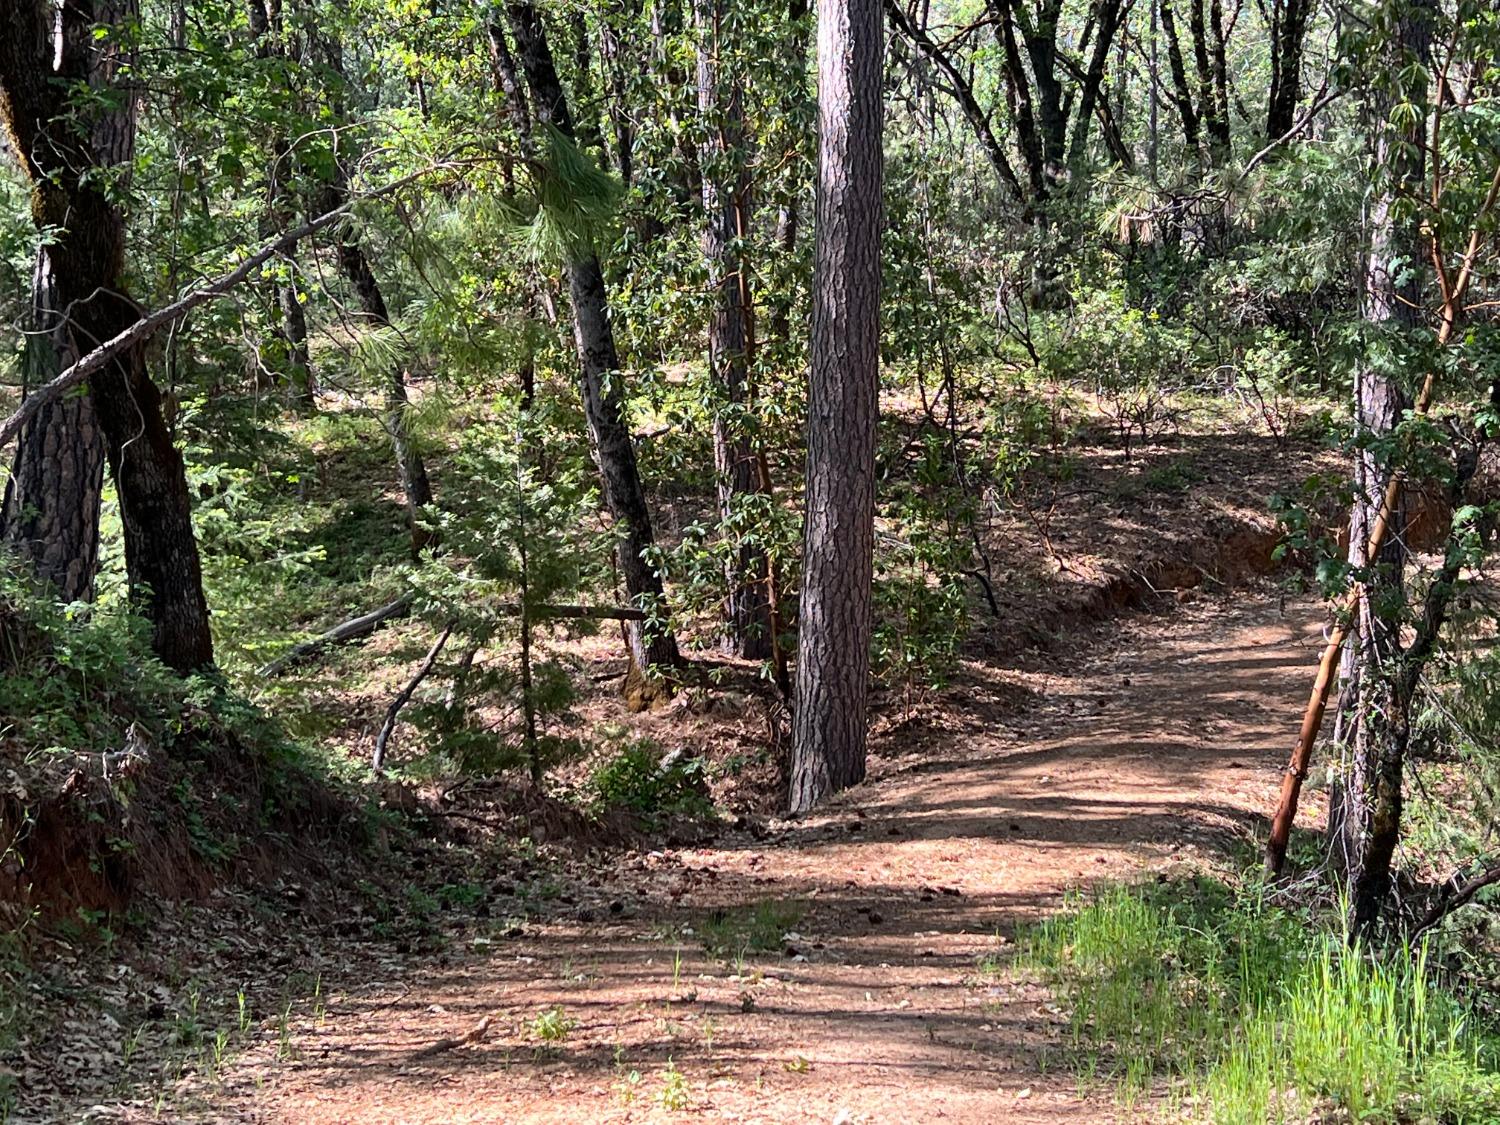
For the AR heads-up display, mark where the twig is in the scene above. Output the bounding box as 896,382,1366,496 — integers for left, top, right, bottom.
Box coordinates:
1413,860,1500,938
373,623,454,773
407,1014,494,1061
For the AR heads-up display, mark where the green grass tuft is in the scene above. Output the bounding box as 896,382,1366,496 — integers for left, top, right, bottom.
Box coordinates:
1016,878,1500,1122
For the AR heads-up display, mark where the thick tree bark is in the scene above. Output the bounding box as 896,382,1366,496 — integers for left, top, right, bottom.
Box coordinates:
789,0,883,813
695,0,773,660
1265,0,1313,140
1330,0,1433,936
0,0,213,671
2,251,106,602
506,2,681,707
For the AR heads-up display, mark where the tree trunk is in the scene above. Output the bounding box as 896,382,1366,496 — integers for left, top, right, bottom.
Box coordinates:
789,0,883,813
1160,0,1202,152
1,250,107,603
695,0,773,660
0,0,213,672
506,1,681,707
248,0,316,412
1330,0,1433,936
315,35,434,556
341,234,436,557
276,268,316,411
1265,0,1312,140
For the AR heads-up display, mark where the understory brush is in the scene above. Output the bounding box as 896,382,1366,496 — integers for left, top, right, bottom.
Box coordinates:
1017,878,1500,1123
0,565,363,926
586,737,715,829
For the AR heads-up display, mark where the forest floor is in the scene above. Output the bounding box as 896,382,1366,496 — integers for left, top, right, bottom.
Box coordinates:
154,583,1327,1125
7,412,1352,1123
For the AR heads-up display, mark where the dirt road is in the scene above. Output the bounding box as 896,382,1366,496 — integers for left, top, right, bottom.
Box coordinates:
209,589,1325,1124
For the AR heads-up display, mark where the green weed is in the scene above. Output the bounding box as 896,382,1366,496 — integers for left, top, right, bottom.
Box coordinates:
698,899,803,960
530,1004,576,1042
1017,879,1500,1122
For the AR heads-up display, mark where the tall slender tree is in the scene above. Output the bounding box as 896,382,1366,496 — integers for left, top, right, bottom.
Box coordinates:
1328,0,1434,934
789,0,883,813
695,0,774,659
316,36,435,557
247,0,316,411
501,2,681,708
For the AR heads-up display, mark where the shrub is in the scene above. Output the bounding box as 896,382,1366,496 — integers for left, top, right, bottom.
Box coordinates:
587,739,713,827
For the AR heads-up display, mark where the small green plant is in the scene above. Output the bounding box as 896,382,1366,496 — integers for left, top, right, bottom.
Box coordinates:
530,1004,576,1043
614,1067,644,1105
699,899,803,960
276,999,297,1061
656,1060,690,1110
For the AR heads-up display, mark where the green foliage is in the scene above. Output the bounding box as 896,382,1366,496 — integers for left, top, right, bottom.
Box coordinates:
655,1059,690,1110
0,564,184,752
401,402,607,778
871,432,976,707
586,738,713,827
529,1004,576,1043
698,899,803,959
1020,879,1500,1122
1040,287,1190,453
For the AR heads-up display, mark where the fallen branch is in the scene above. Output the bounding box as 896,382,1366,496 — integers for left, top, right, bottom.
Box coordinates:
257,598,651,678
257,595,415,678
1413,860,1500,938
373,623,454,772
407,1014,493,1061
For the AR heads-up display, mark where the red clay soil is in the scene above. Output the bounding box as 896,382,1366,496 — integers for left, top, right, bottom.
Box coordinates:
174,587,1328,1125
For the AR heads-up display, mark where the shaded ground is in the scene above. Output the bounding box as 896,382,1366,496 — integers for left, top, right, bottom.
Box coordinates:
172,586,1328,1124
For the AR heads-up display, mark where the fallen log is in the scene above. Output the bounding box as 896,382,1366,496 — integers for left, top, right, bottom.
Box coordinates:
257,598,649,678
257,595,415,677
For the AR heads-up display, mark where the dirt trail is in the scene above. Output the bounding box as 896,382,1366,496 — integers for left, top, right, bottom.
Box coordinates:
209,589,1327,1124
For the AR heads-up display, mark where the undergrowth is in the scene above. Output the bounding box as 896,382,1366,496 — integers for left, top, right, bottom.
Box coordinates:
0,564,363,924
1016,878,1500,1123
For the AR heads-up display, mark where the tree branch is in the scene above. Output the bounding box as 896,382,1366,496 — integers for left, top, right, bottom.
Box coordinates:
1414,859,1500,938
373,623,454,772
0,162,458,450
